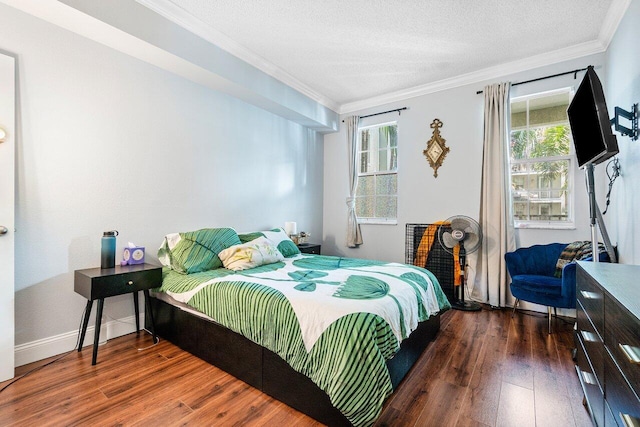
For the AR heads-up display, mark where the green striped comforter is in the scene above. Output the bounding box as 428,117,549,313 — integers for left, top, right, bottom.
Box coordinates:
157,254,450,426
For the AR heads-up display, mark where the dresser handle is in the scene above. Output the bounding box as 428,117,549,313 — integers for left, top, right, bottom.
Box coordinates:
127,280,134,286
580,370,597,386
580,290,600,300
580,330,599,343
620,412,640,427
619,344,640,365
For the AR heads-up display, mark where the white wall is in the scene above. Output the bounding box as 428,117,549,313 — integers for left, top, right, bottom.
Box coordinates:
604,0,640,265
0,4,324,363
323,54,606,264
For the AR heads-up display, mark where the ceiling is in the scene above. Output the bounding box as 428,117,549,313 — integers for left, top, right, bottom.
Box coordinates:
141,0,628,113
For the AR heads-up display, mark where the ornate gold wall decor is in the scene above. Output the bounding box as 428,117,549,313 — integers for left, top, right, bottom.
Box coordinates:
423,118,450,178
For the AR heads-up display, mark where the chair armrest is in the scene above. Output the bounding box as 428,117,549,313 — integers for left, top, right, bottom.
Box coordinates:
505,251,523,278
561,262,578,300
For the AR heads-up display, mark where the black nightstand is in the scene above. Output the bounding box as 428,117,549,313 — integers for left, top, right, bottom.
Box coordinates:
74,263,162,365
298,243,321,255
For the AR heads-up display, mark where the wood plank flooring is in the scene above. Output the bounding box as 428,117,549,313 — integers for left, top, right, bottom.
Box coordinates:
0,307,592,426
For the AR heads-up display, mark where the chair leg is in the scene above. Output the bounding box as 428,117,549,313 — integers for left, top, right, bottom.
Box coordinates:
548,306,553,334
512,299,520,318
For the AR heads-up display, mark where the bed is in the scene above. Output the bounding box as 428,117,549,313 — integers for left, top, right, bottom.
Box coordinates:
147,227,450,426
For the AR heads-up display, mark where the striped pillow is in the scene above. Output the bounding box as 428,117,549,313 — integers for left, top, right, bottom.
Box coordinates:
158,228,241,274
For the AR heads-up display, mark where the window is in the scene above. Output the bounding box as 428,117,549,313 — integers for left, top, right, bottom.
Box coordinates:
509,89,573,228
356,122,397,224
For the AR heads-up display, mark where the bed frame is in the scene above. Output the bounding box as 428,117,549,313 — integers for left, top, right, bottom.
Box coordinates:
146,295,441,426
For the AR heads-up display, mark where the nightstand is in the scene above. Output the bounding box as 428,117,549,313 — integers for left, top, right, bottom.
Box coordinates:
298,243,321,255
74,263,162,365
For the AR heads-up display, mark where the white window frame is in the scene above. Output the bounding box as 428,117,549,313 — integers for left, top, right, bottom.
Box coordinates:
356,120,398,225
509,88,575,230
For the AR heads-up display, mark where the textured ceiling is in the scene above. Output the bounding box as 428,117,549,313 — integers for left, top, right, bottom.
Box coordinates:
152,0,618,108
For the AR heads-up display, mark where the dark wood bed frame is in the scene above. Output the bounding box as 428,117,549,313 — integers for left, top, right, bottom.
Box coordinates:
146,296,441,426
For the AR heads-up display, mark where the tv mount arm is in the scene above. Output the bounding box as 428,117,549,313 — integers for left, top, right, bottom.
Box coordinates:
585,163,618,264
610,103,638,141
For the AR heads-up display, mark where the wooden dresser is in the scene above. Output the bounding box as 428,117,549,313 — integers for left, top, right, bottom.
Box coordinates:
576,262,640,426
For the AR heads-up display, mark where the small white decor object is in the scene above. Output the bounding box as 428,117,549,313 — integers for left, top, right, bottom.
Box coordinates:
284,221,297,236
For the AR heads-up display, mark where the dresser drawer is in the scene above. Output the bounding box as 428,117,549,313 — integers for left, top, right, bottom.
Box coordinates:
605,293,640,400
604,349,640,427
577,300,605,387
605,400,618,427
577,337,605,427
577,266,605,334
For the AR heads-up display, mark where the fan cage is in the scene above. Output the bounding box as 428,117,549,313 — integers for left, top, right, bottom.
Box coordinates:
405,223,456,303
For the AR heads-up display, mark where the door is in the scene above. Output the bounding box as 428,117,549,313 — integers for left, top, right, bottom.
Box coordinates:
0,52,15,382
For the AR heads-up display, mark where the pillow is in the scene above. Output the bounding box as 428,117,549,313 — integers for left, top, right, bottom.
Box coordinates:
218,237,284,271
157,228,241,274
238,227,301,258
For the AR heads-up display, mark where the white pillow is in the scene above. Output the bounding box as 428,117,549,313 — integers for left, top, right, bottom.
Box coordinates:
218,237,285,271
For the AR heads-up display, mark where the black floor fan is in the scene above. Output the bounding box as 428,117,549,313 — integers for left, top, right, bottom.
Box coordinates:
437,215,482,311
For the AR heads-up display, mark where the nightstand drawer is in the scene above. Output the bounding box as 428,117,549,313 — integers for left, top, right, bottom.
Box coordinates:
298,243,321,255
74,264,162,300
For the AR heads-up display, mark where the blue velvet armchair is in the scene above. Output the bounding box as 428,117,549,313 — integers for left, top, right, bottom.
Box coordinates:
504,243,608,333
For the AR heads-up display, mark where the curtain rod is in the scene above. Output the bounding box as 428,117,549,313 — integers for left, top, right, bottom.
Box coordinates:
341,107,407,122
475,67,589,94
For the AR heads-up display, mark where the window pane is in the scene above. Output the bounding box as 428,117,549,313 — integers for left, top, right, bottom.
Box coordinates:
375,196,397,218
378,148,388,171
356,196,374,218
360,130,370,151
528,125,571,159
510,159,570,222
357,175,373,197
390,148,397,170
390,126,397,147
360,152,370,174
356,122,398,221
376,174,397,196
511,100,527,129
513,201,529,220
528,92,570,127
510,130,534,160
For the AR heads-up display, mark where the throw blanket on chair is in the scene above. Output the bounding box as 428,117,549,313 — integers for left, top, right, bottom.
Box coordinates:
554,241,605,277
414,222,461,285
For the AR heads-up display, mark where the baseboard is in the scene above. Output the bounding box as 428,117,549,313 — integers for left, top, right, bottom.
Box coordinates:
14,313,144,367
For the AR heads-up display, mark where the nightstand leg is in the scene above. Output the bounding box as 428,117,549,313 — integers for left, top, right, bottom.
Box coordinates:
78,300,93,352
133,291,140,334
143,290,157,344
92,299,104,366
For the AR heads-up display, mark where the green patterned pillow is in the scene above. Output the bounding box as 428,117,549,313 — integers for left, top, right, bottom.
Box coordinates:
158,228,241,274
238,227,301,258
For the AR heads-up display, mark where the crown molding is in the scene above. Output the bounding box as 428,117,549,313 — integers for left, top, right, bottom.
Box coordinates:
598,0,632,49
339,39,608,114
136,0,339,112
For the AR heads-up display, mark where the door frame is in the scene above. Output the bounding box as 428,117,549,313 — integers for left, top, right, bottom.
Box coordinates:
0,50,16,382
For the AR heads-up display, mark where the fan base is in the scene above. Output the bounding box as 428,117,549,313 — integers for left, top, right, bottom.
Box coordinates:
451,300,482,311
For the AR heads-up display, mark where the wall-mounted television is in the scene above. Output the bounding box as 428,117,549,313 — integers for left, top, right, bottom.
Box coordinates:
567,66,619,168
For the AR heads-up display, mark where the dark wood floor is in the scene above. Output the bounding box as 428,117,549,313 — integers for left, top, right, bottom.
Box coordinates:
0,307,592,426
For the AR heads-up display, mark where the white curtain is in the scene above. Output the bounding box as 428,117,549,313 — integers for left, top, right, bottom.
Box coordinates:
473,82,515,307
346,116,363,247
